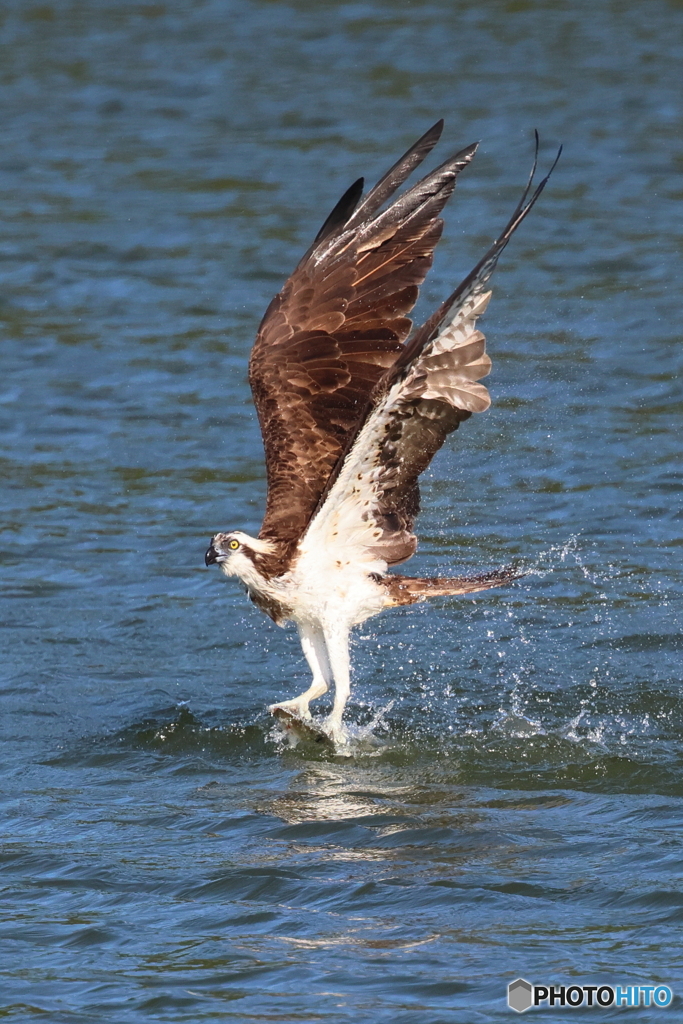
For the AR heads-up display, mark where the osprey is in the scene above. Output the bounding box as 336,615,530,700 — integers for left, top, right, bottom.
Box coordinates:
205,121,559,744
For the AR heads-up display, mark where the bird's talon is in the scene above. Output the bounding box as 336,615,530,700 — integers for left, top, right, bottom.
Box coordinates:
269,700,312,722
325,720,350,747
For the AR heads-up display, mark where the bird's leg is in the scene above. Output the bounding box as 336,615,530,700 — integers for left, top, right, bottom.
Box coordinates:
323,624,351,745
269,623,330,721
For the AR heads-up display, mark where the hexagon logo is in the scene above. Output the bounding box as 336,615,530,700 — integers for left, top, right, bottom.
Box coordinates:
508,978,533,1012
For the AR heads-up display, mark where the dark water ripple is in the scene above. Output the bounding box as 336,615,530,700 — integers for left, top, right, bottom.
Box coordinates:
1,0,683,1020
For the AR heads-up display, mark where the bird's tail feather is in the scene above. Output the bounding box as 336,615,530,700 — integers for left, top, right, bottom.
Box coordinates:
383,566,524,606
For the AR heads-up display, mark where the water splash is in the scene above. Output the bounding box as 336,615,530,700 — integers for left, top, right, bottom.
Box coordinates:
270,702,395,757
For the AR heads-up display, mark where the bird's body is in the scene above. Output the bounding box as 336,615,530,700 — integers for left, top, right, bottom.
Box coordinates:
205,122,559,745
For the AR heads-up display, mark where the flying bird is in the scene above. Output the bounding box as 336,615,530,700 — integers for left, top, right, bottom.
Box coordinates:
205,121,559,745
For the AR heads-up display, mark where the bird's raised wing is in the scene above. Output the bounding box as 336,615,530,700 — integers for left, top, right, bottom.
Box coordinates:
299,141,561,573
248,122,478,572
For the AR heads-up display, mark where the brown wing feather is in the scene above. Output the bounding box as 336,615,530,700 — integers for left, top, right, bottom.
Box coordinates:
366,145,562,565
301,141,560,574
249,127,477,569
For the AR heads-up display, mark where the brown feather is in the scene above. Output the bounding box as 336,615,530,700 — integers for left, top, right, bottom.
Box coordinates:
383,567,526,606
309,143,561,552
249,129,559,580
249,130,478,572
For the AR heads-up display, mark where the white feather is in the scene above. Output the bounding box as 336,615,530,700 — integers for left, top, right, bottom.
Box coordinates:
299,289,494,570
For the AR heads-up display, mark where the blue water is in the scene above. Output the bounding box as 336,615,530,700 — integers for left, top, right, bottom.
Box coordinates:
1,1,683,1020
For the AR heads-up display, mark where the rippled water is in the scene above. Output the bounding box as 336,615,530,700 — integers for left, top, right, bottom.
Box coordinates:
1,1,683,1020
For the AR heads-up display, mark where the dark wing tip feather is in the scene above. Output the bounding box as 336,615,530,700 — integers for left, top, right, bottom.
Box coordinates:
358,140,478,244
311,176,365,248
500,135,561,242
344,119,447,229
391,135,561,375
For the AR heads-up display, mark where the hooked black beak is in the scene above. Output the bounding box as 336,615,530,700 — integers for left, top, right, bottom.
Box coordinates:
205,543,220,566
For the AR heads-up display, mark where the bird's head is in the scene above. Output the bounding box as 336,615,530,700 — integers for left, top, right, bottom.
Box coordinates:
204,531,275,580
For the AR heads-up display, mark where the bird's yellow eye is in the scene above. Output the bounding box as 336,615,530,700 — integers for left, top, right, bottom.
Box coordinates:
229,539,240,550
